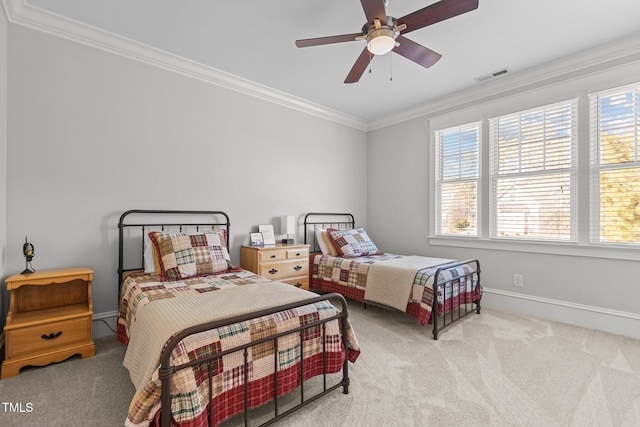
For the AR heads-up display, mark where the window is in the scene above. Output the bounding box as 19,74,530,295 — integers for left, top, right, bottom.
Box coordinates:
434,123,480,236
590,83,640,245
489,100,577,241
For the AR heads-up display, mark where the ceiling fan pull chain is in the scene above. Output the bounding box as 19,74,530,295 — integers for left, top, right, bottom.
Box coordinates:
390,53,393,82
369,51,372,74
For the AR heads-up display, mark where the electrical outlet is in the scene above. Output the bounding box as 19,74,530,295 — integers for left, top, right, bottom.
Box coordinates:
513,274,524,287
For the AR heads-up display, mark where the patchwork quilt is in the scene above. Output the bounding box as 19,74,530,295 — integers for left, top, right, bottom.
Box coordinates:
118,270,360,427
310,253,481,325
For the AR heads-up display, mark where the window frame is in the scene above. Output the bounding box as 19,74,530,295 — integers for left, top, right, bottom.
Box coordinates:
427,83,640,261
433,121,481,238
488,99,579,243
589,83,640,247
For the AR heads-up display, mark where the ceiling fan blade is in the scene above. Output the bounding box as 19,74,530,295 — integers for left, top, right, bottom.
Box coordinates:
397,0,479,34
393,36,442,68
345,48,373,84
360,0,388,23
295,33,364,48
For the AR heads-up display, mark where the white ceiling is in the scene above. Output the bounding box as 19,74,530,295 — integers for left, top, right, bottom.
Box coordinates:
13,0,640,125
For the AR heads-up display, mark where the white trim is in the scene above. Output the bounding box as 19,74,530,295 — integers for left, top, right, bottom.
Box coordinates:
369,36,640,130
1,1,368,131
92,310,118,339
92,310,118,321
1,0,21,18
483,287,640,339
428,235,640,261
3,1,640,133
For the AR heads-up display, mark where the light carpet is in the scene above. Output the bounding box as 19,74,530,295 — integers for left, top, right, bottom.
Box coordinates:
1,302,639,426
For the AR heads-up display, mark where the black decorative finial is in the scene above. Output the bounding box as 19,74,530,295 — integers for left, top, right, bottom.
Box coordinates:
22,236,35,274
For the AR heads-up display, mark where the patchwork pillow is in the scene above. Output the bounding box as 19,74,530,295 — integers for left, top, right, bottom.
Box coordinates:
326,228,380,258
148,229,232,281
144,229,226,274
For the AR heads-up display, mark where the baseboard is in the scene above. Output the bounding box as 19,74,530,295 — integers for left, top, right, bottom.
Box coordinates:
92,310,118,339
482,287,640,340
93,310,118,321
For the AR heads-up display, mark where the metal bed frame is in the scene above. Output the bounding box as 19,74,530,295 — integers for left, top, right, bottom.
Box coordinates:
304,212,481,340
118,209,231,291
118,210,351,426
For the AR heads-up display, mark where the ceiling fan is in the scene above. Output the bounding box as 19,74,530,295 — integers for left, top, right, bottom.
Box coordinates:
295,0,479,83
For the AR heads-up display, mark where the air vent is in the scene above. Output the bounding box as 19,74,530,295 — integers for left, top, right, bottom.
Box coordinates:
474,68,509,83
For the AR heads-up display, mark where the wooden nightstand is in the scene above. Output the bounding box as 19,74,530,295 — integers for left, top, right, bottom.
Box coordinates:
240,243,310,290
1,268,95,379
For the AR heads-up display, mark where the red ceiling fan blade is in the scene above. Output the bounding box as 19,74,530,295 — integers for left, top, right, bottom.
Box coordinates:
345,48,373,84
295,33,364,48
393,35,442,68
397,0,479,34
360,0,388,23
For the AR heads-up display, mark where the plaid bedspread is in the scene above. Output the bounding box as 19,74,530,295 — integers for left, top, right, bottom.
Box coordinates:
118,270,360,427
310,253,481,325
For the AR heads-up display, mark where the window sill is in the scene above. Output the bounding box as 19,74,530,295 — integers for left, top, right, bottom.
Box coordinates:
428,236,640,261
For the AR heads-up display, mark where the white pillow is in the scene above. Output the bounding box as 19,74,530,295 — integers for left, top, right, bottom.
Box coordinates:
143,233,155,273
315,227,331,255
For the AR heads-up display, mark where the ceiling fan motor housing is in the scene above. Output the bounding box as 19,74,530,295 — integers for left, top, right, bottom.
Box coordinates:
366,28,395,54
362,17,400,55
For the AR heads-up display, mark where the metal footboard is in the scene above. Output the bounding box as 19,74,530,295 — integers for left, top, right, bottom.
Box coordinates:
431,259,482,340
158,293,351,427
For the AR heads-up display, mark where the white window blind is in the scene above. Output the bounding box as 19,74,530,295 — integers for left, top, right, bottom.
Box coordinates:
434,123,480,236
489,100,577,241
590,83,640,245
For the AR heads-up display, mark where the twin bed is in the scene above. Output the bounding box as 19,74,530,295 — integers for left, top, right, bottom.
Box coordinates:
117,210,358,427
116,210,481,426
303,213,482,340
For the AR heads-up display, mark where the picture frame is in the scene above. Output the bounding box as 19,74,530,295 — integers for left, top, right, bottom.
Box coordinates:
258,224,276,245
250,232,263,246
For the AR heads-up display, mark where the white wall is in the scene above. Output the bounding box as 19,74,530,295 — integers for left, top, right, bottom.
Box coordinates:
3,14,638,341
5,25,367,336
368,58,640,338
0,5,8,330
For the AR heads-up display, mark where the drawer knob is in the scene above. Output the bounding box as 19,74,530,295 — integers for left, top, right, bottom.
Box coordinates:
296,253,301,256
268,268,278,275
294,283,302,288
294,265,302,271
270,255,276,259
41,331,63,340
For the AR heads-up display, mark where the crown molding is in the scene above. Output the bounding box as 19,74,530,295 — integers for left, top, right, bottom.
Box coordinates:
368,32,640,131
2,0,368,131
4,1,639,134
1,0,21,19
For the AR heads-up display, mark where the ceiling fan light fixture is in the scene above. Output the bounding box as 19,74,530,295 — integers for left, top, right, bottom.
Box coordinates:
366,28,395,55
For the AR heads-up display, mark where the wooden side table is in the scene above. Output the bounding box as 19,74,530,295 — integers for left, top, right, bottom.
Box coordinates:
240,243,310,290
1,267,95,379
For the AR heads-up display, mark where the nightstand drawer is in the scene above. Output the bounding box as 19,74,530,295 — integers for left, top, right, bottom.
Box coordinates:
259,260,309,281
286,248,309,260
258,250,287,262
7,316,91,358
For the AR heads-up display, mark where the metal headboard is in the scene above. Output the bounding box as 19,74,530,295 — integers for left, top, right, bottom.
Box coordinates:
303,212,355,253
117,209,230,291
